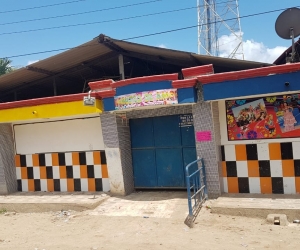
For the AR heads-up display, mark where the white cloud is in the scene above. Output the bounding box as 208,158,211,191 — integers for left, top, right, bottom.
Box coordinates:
217,33,287,63
157,44,167,48
27,60,39,65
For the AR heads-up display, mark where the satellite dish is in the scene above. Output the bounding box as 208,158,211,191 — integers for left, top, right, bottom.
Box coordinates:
275,7,300,63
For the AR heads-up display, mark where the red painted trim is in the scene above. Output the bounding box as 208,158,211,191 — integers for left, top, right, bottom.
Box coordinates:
182,64,214,78
198,63,300,84
88,79,114,90
0,93,101,110
96,89,116,98
111,73,178,88
172,78,197,88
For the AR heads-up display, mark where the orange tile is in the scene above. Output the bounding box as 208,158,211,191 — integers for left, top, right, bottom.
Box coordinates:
269,143,281,160
80,165,88,178
248,160,260,177
67,179,74,192
282,160,295,177
52,153,59,166
47,179,54,192
235,145,247,161
260,177,272,194
15,155,21,167
21,168,27,179
296,177,300,194
88,179,96,192
40,167,47,179
72,152,80,165
59,166,67,178
32,154,39,166
93,151,101,165
227,177,239,193
102,164,109,178
221,161,227,177
28,179,35,191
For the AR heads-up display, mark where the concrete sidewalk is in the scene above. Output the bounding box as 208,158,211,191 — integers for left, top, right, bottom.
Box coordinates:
211,194,300,221
0,192,109,213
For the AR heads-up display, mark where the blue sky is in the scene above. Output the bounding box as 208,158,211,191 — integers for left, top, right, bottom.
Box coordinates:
0,0,299,67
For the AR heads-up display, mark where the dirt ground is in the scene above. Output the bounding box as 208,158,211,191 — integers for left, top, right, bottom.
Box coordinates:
0,194,299,250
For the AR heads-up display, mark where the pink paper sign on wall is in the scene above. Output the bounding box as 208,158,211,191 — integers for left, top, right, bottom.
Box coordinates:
196,131,212,142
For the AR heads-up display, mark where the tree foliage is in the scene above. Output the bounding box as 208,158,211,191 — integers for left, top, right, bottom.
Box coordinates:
0,58,14,76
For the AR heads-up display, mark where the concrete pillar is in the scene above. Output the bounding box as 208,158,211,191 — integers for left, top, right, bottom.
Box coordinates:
0,124,17,194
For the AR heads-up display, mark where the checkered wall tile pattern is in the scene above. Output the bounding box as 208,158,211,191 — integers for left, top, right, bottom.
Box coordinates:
15,151,109,192
221,142,300,194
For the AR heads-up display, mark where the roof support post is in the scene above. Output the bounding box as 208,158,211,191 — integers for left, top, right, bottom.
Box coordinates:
118,54,125,80
53,77,57,96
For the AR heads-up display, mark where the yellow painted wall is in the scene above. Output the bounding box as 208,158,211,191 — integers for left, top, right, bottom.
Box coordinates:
0,100,103,123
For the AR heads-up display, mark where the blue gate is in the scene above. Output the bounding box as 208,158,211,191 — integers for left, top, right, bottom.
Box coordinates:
185,157,207,224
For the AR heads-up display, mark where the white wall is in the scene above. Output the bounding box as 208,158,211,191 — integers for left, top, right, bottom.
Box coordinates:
218,100,300,145
14,117,105,154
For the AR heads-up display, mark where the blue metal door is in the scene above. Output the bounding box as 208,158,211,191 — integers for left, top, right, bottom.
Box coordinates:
130,114,196,188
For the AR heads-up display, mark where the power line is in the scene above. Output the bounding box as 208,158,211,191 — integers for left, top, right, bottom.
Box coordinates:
0,0,163,25
4,5,299,59
0,0,88,14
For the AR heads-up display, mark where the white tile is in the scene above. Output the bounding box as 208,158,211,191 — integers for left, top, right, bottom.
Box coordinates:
40,179,47,191
223,177,228,193
270,160,283,177
257,143,270,160
21,180,28,191
86,152,94,165
52,166,60,179
25,155,33,167
45,153,52,166
65,153,72,165
73,165,80,178
102,178,110,192
33,167,40,179
81,178,88,191
224,145,236,161
283,177,296,194
249,177,261,193
236,161,248,177
16,168,21,179
60,179,67,192
94,165,102,178
292,142,300,159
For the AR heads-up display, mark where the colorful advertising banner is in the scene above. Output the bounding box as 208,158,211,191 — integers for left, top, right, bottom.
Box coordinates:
114,89,178,110
226,93,300,141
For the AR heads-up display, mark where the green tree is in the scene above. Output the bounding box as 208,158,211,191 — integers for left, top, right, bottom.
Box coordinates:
0,58,14,75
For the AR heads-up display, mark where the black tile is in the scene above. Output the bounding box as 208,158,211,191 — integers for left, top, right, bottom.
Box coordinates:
100,151,107,164
246,144,258,160
66,166,73,178
87,165,95,178
221,146,225,161
58,153,65,166
79,152,86,165
17,180,22,191
272,177,284,194
27,167,34,179
54,179,60,191
74,179,81,191
46,166,53,179
20,155,27,167
34,179,41,191
39,154,46,166
238,177,249,193
259,161,271,177
280,142,293,160
226,161,237,177
95,178,103,191
294,160,300,176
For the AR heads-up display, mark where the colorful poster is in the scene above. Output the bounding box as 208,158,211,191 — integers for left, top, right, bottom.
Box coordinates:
226,93,300,140
114,89,178,110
